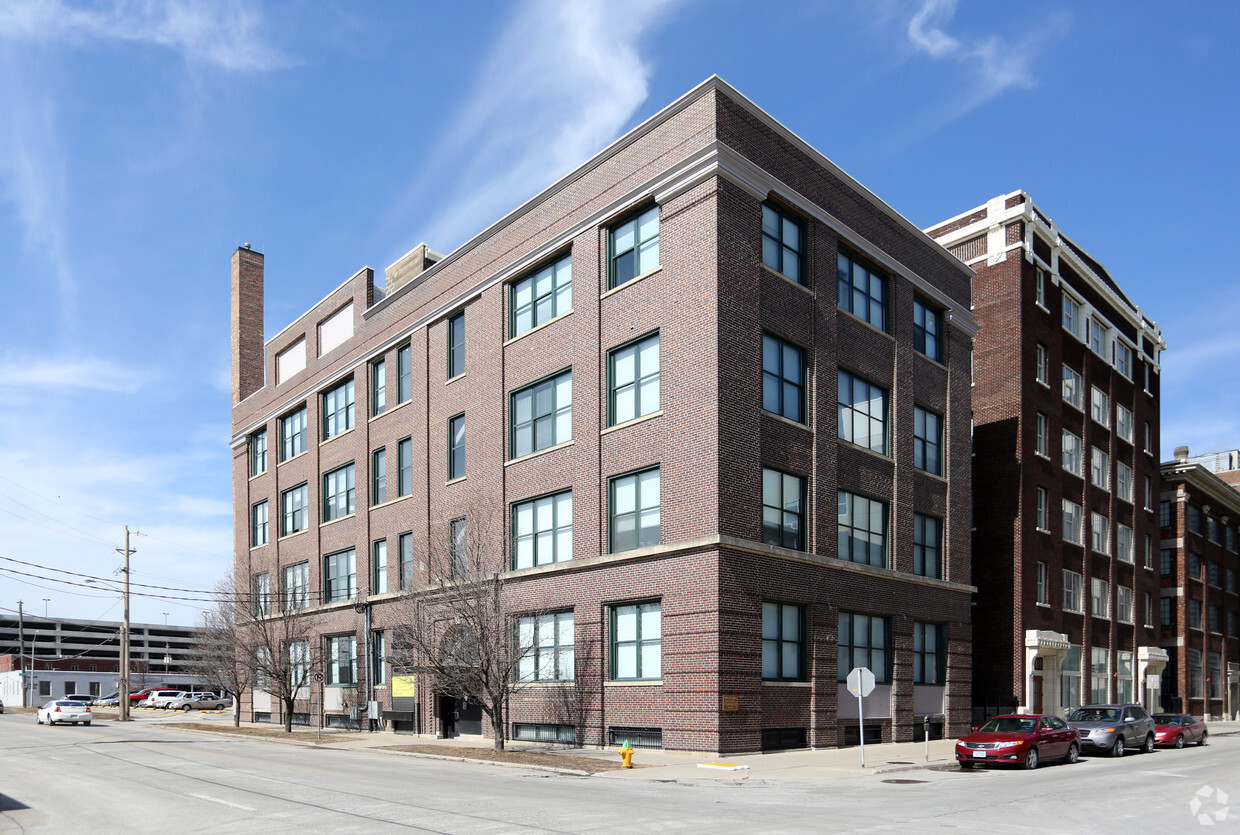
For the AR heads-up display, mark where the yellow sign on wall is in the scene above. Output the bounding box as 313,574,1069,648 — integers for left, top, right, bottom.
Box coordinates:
392,675,417,698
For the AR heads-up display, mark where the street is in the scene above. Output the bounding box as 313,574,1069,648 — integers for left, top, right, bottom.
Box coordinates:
0,712,1235,833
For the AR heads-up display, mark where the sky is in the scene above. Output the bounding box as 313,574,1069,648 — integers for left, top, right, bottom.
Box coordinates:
0,0,1236,628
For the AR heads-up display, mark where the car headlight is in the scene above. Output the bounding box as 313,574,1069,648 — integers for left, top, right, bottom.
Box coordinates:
994,740,1023,748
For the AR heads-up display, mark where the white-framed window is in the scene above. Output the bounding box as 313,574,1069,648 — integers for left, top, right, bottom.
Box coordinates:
1063,294,1084,340
1144,421,1152,454
1062,365,1083,409
1063,499,1083,545
318,303,353,357
1090,648,1109,703
611,601,661,681
1117,586,1133,624
1088,316,1107,356
1115,342,1133,379
1090,447,1109,490
1061,645,1081,708
1090,386,1109,426
1116,404,1133,442
1090,512,1110,554
253,573,270,617
1036,561,1048,604
282,562,309,611
1063,431,1083,476
250,429,267,476
1035,412,1048,457
1035,266,1047,307
1117,462,1132,503
1117,523,1133,563
1091,577,1110,618
518,611,575,682
1035,344,1048,385
276,337,306,385
1063,570,1083,612
1036,486,1049,531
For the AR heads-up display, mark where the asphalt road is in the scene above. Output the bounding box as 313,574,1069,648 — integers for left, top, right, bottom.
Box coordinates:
1,712,1235,833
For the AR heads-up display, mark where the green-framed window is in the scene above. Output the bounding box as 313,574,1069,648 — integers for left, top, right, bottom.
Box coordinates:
518,611,575,682
611,601,661,681
250,428,267,476
251,500,268,547
322,463,355,522
372,539,387,595
280,483,308,536
322,378,355,440
762,601,804,681
280,406,307,461
397,343,412,403
609,332,660,425
371,448,386,505
511,370,572,459
448,312,465,378
398,531,414,590
512,490,573,569
609,467,660,553
397,437,412,496
323,548,356,603
510,254,571,337
610,206,659,287
371,359,386,415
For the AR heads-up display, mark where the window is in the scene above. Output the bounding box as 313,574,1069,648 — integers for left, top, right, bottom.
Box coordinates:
1035,413,1048,457
318,303,353,356
372,631,386,686
280,406,307,461
1088,317,1107,355
1159,500,1171,528
1090,512,1109,554
1116,404,1133,442
1090,447,1109,490
1144,421,1153,454
913,622,944,685
511,370,572,458
762,204,803,283
1189,552,1202,579
1035,267,1047,307
1117,586,1133,624
763,468,806,550
324,549,357,603
283,562,309,611
1117,524,1133,563
1063,499,1083,545
251,500,269,547
1116,651,1134,704
1229,611,1238,638
1209,604,1221,633
838,612,890,683
913,406,943,475
1036,561,1048,604
1229,529,1237,553
1090,648,1109,703
1115,461,1132,501
1160,597,1172,627
1208,518,1221,544
610,468,660,553
281,483,308,536
325,635,356,686
1062,365,1083,409
611,602,661,681
1209,652,1223,699
372,359,386,415
1115,342,1132,379
397,343,411,403
838,491,888,568
398,532,414,590
448,414,466,480
1091,577,1109,618
1187,649,1203,698
610,333,660,425
1090,386,1109,426
519,612,575,682
1228,567,1238,593
762,602,805,681
1035,344,1048,385
611,206,659,287
253,573,270,617
1145,534,1154,569
1144,592,1154,627
372,540,387,595
762,334,805,422
913,299,942,362
447,312,465,378
322,378,355,440
513,490,573,569
250,429,267,476
913,513,941,579
511,253,571,337
276,337,306,384
838,250,886,329
449,518,467,579
1062,294,1082,339
372,448,386,505
1062,431,1083,477
1160,548,1173,576
1036,486,1048,531
1063,570,1083,613
288,640,310,685
838,370,888,455
1189,504,1203,535
322,463,356,522
1144,476,1152,510
397,438,412,497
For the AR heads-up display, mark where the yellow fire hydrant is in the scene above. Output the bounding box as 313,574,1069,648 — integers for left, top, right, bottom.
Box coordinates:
619,740,635,769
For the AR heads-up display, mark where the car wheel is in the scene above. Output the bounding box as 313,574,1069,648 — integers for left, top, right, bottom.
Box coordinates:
1198,731,1208,747
1175,734,1185,749
1024,747,1039,770
182,704,191,711
1065,743,1079,764
1141,733,1155,754
1110,738,1124,757
84,722,91,727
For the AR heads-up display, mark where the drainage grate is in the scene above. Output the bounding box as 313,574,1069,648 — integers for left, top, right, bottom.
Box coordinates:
882,779,929,784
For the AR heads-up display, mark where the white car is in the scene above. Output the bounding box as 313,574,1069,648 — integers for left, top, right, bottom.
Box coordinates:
142,690,183,708
37,699,92,726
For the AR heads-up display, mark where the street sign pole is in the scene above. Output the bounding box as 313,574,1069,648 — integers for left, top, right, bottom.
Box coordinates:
846,667,876,768
858,688,866,767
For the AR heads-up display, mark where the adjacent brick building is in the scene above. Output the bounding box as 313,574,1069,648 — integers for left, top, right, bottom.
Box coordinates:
927,192,1168,720
230,77,976,752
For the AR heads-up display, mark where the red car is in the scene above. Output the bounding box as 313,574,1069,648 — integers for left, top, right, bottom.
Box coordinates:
956,714,1080,770
1152,713,1208,748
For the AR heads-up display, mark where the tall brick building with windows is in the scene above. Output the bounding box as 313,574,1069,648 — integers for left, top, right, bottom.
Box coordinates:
928,193,1167,720
230,77,976,753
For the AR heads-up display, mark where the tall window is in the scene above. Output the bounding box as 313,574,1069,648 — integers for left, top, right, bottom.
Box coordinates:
447,312,465,378
762,333,805,422
372,359,386,415
398,532,414,590
283,562,309,611
1061,645,1081,708
610,333,660,425
324,549,357,603
1144,421,1153,454
1090,648,1109,703
1035,413,1048,456
325,635,357,686
250,429,268,476
1189,599,1202,629
1036,561,1048,604
1115,342,1133,378
372,540,387,595
611,602,661,681
511,370,572,458
914,406,942,475
611,206,660,287
1063,570,1083,613
1160,597,1172,627
838,612,890,683
838,370,887,455
513,491,573,569
762,204,803,283
1035,344,1048,384
1144,592,1154,627
448,414,466,480
1209,652,1223,699
372,631,386,686
1035,267,1047,307
838,491,887,568
1090,577,1109,618
1063,499,1082,544
322,463,356,522
913,299,942,362
1117,524,1133,563
913,622,944,685
838,251,887,330
281,483,308,536
1062,365,1083,409
1090,386,1109,426
280,406,307,461
322,378,355,440
1036,486,1048,530
1088,317,1107,355
1117,586,1133,624
397,343,412,403
610,468,660,553
762,602,805,681
1159,500,1171,528
1062,431,1083,476
762,468,805,550
253,573,270,617
511,254,572,337
519,612,575,682
372,448,386,505
913,513,941,579
251,500,269,547
1090,512,1109,554
1090,447,1109,490
288,640,310,685
1116,462,1132,502
397,437,412,497
1116,404,1133,442
449,518,467,579
1063,294,1082,339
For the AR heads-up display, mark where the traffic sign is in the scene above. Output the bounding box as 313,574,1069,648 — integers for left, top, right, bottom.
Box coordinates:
312,671,324,684
847,666,875,697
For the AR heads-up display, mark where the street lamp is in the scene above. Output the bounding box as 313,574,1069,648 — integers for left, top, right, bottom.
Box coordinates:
42,598,50,618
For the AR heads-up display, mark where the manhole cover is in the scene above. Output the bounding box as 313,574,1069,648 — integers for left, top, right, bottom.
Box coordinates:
882,779,929,784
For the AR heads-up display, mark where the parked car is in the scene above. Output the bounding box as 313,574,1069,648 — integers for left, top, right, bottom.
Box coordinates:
1067,704,1156,757
93,693,120,707
166,693,230,711
129,687,165,704
66,693,96,704
143,690,185,708
1153,713,1208,748
955,714,1080,770
37,699,91,726
0,697,5,714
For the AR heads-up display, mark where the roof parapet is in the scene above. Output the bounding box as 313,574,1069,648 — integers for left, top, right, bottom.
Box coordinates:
385,243,445,295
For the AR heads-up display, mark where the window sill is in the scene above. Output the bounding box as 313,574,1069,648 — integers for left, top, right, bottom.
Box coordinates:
278,530,308,542
504,309,574,347
279,450,309,467
250,542,269,551
505,439,574,466
248,470,268,482
1034,452,1050,461
914,352,947,370
1036,527,1051,535
445,475,467,486
320,513,356,529
601,410,663,436
370,493,414,511
760,409,810,431
1036,602,1052,609
762,680,810,688
601,266,662,299
914,468,947,483
320,426,356,447
369,399,411,423
760,262,813,295
837,307,894,340
514,680,577,688
838,442,893,464
1036,380,1050,389
1035,302,1050,314
605,680,663,687
446,372,466,386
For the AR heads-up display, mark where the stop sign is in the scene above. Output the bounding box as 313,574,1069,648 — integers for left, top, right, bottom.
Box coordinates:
847,666,875,697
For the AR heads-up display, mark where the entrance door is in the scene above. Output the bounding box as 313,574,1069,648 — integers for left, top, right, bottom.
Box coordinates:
1031,676,1043,715
456,698,483,735
438,695,456,738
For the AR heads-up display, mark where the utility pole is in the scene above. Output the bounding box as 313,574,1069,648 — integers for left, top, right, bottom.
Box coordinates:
117,527,135,722
17,600,25,707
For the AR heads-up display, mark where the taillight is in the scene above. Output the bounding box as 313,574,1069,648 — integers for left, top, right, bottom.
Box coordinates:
85,707,91,713
55,706,61,713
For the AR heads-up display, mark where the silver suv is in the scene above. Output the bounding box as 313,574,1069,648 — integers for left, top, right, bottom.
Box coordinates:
1067,704,1156,757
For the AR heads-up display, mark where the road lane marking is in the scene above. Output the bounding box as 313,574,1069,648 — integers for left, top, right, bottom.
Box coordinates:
190,793,256,812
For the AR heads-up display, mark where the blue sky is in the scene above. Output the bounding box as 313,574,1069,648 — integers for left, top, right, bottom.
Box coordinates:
1,0,1236,627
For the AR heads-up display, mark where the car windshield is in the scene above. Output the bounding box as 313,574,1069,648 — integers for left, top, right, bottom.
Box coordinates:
979,717,1037,734
1152,714,1181,725
1069,708,1119,722
57,701,85,707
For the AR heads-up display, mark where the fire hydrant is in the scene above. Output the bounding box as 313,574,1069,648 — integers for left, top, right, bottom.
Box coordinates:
619,740,635,769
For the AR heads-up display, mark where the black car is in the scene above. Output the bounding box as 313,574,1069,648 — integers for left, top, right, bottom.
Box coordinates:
1067,704,1157,756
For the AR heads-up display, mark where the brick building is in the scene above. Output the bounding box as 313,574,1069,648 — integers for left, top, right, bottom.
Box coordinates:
1158,447,1240,719
927,192,1167,720
230,77,976,752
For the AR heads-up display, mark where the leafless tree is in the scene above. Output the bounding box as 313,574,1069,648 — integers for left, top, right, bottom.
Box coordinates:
188,577,254,727
247,600,317,733
549,635,596,748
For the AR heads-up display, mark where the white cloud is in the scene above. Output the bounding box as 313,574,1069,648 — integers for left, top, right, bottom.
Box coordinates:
0,354,146,392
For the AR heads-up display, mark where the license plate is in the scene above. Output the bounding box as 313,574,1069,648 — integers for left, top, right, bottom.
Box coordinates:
973,750,987,758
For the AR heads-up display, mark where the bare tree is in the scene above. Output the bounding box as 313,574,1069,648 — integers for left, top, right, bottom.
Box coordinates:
549,635,596,748
188,577,255,727
247,602,316,733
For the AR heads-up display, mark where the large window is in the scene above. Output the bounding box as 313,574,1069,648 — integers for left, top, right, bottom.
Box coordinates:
511,254,572,337
913,299,942,362
397,343,412,403
448,414,466,480
1062,431,1083,476
913,622,944,685
762,602,804,681
322,463,356,523
610,333,660,425
762,468,805,550
1116,404,1133,442
1063,499,1082,544
251,500,269,547
1090,577,1109,618
398,532,414,590
322,378,355,440
513,491,573,569
511,371,572,458
1117,586,1133,624
1116,462,1132,503
288,640,310,685
762,204,803,283
838,251,887,330
1090,512,1109,554
1090,386,1109,427
611,602,661,681
371,359,386,416
838,491,887,568
283,562,309,611
610,468,660,553
838,370,887,455
253,573,270,617
324,549,357,604
914,406,943,475
325,635,356,686
611,206,660,287
372,448,386,505
280,406,307,461
1063,570,1083,613
1061,645,1081,708
372,540,387,595
518,612,575,682
913,513,941,579
448,312,465,378
1090,648,1109,703
1117,524,1133,563
1062,365,1083,410
397,438,412,497
838,612,890,683
250,429,267,476
1090,447,1109,490
762,334,805,422
1187,649,1203,698
281,483,308,536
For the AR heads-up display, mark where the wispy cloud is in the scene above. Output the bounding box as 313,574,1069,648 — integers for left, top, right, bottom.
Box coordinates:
0,354,146,392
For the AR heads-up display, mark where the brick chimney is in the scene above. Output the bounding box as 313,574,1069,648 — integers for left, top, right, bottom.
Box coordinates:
231,245,265,404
